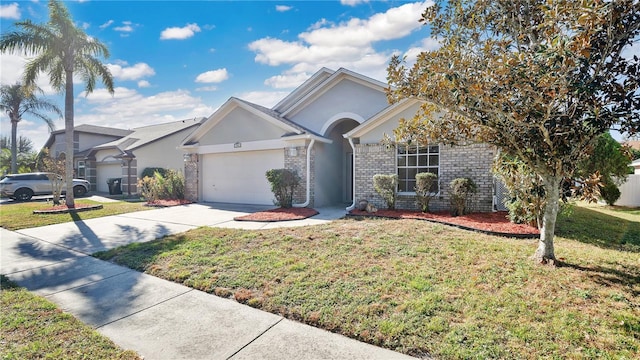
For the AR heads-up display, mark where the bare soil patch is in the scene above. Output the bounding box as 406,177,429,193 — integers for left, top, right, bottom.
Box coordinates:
349,209,539,237
234,207,319,222
32,203,103,214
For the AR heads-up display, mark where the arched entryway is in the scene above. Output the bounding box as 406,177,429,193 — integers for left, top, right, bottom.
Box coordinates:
313,118,360,207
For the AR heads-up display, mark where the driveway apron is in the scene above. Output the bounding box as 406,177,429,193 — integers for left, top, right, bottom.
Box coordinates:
1,204,417,360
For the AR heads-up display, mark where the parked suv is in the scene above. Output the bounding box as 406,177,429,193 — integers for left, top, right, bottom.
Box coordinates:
0,172,90,201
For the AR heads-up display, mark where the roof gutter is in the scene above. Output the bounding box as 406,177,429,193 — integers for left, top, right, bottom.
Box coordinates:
293,139,315,208
345,137,356,211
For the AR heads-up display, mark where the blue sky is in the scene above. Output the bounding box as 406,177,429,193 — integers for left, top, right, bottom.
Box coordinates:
1,0,438,150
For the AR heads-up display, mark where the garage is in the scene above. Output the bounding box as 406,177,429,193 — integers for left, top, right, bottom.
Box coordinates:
96,162,122,193
201,149,284,205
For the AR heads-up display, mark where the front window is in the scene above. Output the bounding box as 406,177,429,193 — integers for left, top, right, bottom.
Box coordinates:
77,160,85,179
397,144,439,193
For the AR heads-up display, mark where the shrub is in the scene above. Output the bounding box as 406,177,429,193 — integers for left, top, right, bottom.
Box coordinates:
600,181,621,206
265,168,300,208
415,172,438,212
141,167,167,179
373,174,398,210
137,169,185,202
449,177,477,216
493,153,545,227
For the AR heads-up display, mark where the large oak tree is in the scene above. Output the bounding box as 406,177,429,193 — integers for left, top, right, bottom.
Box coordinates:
0,0,114,207
387,0,640,263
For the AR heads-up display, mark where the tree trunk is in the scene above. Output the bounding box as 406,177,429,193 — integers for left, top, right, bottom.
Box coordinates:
534,174,562,264
10,119,17,174
64,70,75,208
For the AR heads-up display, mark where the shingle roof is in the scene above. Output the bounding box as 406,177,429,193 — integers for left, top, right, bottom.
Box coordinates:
94,118,204,151
233,98,324,138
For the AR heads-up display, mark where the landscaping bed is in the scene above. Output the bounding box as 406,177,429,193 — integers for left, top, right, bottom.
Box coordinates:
234,207,319,222
33,203,103,214
144,199,193,208
349,209,539,237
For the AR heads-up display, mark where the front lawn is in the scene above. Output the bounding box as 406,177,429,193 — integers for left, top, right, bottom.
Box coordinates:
95,203,640,359
0,200,150,231
0,276,141,359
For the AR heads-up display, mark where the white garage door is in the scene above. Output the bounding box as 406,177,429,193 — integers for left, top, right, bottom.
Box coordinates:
202,150,284,205
96,163,122,193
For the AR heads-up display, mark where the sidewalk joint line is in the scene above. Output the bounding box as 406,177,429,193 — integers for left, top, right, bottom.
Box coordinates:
225,317,284,360
95,288,194,329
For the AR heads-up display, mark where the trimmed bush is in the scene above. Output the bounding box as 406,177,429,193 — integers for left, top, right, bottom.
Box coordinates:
266,168,300,208
600,181,621,206
415,172,438,212
373,174,398,210
449,177,477,216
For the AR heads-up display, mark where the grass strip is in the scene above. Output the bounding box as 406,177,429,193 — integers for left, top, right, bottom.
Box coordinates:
0,275,141,359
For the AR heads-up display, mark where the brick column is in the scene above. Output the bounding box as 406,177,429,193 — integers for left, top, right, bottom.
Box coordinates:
184,153,199,202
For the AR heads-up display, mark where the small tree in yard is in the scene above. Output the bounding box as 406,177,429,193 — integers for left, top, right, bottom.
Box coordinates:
449,178,477,216
415,172,438,212
373,174,398,210
387,0,640,263
266,169,300,208
39,149,64,205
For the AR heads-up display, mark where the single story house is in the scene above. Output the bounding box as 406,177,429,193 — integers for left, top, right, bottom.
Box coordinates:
43,119,203,193
181,68,497,212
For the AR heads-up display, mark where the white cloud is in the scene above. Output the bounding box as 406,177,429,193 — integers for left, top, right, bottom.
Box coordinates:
160,23,201,40
341,0,369,6
195,86,218,92
403,37,442,64
622,38,639,60
137,80,151,88
100,20,114,29
0,53,57,94
276,5,292,12
248,1,432,88
107,62,155,81
239,91,289,108
115,25,133,32
81,22,90,30
0,3,20,19
195,68,229,83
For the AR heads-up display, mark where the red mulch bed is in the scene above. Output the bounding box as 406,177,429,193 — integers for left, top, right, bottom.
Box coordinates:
234,207,319,222
349,209,539,238
145,199,193,207
33,203,103,214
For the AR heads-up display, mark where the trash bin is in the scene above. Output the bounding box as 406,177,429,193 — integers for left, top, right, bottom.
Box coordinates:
107,178,122,195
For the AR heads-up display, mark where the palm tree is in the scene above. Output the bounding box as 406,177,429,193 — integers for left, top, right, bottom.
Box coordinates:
0,83,60,174
0,0,114,207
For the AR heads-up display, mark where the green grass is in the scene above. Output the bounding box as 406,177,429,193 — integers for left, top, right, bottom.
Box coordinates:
0,200,150,231
0,275,141,360
95,203,640,359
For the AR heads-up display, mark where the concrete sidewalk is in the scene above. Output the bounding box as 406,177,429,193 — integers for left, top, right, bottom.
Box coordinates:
1,203,418,360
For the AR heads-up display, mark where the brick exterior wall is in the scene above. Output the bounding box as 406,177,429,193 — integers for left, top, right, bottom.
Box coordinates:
354,142,496,212
284,146,315,207
120,159,138,195
184,153,198,202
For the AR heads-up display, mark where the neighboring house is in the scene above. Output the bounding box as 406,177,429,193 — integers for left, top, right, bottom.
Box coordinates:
631,158,640,175
44,119,203,193
181,68,496,212
43,124,133,187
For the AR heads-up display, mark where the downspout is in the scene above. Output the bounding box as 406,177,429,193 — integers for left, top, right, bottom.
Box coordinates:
293,139,315,208
346,137,356,211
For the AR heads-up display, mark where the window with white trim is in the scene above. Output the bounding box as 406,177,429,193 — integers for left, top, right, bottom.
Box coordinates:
77,160,85,179
397,144,440,193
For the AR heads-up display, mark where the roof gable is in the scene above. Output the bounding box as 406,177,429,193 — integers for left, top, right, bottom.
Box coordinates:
345,98,424,140
280,68,388,119
272,68,335,113
182,98,304,146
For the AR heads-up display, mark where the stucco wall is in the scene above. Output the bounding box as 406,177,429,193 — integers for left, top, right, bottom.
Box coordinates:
288,79,388,134
198,107,287,145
